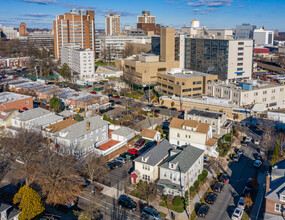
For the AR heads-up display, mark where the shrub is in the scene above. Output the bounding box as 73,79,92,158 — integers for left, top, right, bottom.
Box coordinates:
193,180,199,189
190,186,195,193
172,196,183,207
161,195,167,201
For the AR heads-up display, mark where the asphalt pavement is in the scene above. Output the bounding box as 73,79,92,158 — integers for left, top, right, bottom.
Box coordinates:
198,143,260,220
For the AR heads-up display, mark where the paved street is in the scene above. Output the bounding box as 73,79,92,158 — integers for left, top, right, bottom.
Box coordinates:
198,143,260,220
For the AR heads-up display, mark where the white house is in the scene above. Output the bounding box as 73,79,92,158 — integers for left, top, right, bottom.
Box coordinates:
157,146,204,196
169,118,218,157
111,126,135,142
0,201,20,220
131,139,174,184
139,128,161,142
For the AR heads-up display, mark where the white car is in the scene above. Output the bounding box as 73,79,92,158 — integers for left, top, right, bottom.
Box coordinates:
204,156,210,162
245,136,252,142
142,107,151,112
254,139,260,145
231,207,244,220
253,160,262,168
237,197,245,209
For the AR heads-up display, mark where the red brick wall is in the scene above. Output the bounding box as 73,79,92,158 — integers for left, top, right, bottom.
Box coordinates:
265,198,285,216
0,97,33,111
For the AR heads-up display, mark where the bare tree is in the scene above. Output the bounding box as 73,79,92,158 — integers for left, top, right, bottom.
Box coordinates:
35,150,84,206
0,129,46,186
259,125,277,152
136,180,160,205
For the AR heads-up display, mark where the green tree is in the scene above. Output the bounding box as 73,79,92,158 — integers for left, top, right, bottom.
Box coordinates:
74,113,83,122
59,63,71,79
103,113,108,121
171,101,175,107
13,185,44,220
50,95,62,113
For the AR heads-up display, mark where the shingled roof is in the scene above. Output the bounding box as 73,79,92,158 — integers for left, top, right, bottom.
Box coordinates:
169,118,210,134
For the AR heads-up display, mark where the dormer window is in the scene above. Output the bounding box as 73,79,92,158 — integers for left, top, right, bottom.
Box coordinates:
142,156,149,163
281,194,285,202
177,133,180,138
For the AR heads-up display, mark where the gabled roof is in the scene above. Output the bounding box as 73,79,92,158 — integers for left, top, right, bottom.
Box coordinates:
111,127,134,137
0,109,18,122
56,115,109,140
43,118,78,133
271,160,285,177
14,107,51,122
169,118,210,134
139,128,158,139
265,176,285,202
160,146,204,173
134,139,174,166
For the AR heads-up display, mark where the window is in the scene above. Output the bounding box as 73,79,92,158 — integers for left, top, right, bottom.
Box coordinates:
177,82,179,85
168,86,173,90
254,92,258,96
238,47,244,51
280,195,285,202
237,57,243,61
275,203,281,212
158,68,166,72
237,63,243,66
193,87,201,91
182,88,191,92
238,53,244,56
193,81,202,85
25,101,29,105
272,89,275,93
177,141,179,145
263,91,267,95
238,42,244,45
177,133,180,137
182,82,185,85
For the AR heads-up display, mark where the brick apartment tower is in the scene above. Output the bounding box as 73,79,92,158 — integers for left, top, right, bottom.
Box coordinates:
105,14,120,36
160,27,175,62
19,22,27,36
53,9,95,59
137,11,160,35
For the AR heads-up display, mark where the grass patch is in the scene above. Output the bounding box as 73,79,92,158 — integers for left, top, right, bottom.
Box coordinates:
159,200,185,213
159,211,167,218
242,212,250,220
95,61,115,67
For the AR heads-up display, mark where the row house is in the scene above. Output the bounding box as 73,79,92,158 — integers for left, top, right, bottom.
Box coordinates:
0,57,30,69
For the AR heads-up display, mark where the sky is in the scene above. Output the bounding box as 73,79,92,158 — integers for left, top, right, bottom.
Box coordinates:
0,0,285,31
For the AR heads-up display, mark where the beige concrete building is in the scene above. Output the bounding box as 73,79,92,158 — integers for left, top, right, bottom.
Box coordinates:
120,27,180,88
157,68,218,97
206,79,285,109
105,14,120,36
53,9,95,59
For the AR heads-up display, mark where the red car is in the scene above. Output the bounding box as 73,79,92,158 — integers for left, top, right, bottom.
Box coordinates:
90,91,97,94
128,149,138,155
135,139,145,148
114,95,120,99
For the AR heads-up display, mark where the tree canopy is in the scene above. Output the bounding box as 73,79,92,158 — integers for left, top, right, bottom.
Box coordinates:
50,95,62,113
74,113,83,122
59,63,71,79
13,185,44,220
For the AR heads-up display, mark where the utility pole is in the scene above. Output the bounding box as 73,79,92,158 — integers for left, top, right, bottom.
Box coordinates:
187,171,191,220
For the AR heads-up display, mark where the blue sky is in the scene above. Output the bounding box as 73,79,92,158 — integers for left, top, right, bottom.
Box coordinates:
0,0,285,31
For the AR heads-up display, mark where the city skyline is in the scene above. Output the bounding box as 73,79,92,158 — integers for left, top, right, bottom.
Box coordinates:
0,0,285,31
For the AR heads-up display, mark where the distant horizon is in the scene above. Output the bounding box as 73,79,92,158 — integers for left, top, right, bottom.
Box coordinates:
1,0,285,31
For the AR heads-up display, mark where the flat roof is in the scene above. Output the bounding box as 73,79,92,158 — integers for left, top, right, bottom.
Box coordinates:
187,108,223,119
0,92,31,104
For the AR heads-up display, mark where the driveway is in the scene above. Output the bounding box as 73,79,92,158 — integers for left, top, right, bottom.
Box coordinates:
198,143,260,220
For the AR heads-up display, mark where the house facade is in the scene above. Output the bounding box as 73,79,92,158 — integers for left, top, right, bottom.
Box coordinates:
157,146,204,196
264,160,285,219
169,118,218,157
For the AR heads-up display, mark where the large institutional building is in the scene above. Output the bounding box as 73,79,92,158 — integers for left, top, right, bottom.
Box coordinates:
53,9,95,59
105,14,120,36
137,11,160,35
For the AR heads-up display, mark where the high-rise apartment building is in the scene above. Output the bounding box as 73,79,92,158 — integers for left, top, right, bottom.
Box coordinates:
19,22,27,36
254,28,274,46
61,43,95,82
105,14,120,36
235,23,257,39
185,38,253,81
53,9,95,59
137,11,160,34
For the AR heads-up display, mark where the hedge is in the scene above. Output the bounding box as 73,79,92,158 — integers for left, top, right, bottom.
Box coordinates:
172,196,184,207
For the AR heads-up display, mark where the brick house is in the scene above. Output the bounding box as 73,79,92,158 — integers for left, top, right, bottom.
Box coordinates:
0,92,33,111
264,160,285,219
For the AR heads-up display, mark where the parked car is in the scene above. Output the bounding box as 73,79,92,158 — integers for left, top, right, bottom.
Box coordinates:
154,109,160,114
113,157,127,164
91,184,104,193
233,154,241,162
242,187,251,197
141,205,161,220
113,95,120,99
169,107,177,111
205,193,218,205
241,141,248,147
260,148,265,155
109,100,115,103
120,152,136,160
115,101,121,105
106,107,115,111
112,161,123,168
120,97,126,100
128,149,138,155
213,182,224,193
178,114,184,119
245,136,252,142
231,207,244,220
237,197,245,209
107,162,116,170
237,149,244,155
99,109,106,114
203,162,210,168
246,178,254,189
219,174,229,183
204,156,210,162
159,106,168,109
147,104,154,108
108,94,113,98
179,110,185,114
135,139,146,147
197,204,209,217
118,195,137,211
253,160,262,168
254,139,260,145
142,107,151,112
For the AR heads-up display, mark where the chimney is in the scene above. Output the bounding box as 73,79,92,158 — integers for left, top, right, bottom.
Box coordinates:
266,174,270,193
86,121,90,131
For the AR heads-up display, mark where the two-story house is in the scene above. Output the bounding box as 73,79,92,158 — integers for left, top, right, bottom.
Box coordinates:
54,115,109,157
0,201,20,220
169,118,218,157
185,108,232,138
264,160,285,219
131,139,174,184
157,146,204,196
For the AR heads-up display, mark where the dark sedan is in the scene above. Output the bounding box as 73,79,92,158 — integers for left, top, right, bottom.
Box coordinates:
205,193,218,205
197,204,209,217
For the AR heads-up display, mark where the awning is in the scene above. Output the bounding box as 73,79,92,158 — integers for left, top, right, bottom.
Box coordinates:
252,104,267,113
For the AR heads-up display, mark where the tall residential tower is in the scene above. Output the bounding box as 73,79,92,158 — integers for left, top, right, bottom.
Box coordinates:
53,9,95,59
105,14,120,36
